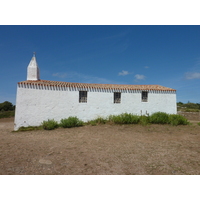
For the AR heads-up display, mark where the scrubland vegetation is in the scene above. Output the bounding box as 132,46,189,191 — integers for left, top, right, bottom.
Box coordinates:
177,101,200,112
87,112,189,126
17,112,189,131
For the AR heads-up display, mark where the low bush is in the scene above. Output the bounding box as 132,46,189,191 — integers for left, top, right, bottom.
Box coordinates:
121,113,140,124
94,117,108,124
60,117,84,128
139,115,150,126
109,113,140,124
88,117,108,126
150,112,169,124
20,113,190,132
108,114,122,124
168,114,189,126
88,120,97,126
42,119,59,130
198,122,200,126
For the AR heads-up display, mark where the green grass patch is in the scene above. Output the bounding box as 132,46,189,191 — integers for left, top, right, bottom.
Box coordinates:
42,119,59,130
17,126,43,132
60,117,84,128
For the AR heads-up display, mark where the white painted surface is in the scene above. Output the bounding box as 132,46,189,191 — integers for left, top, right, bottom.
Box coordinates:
27,56,40,80
14,85,177,130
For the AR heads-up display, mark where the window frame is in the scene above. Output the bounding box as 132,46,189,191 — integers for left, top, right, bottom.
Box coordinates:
141,91,148,102
79,91,87,103
114,92,121,104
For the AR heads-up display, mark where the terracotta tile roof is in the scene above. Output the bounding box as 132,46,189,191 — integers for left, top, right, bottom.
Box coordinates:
18,80,176,91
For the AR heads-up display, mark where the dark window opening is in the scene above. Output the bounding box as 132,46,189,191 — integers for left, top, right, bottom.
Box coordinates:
114,92,121,103
142,91,148,102
79,91,87,103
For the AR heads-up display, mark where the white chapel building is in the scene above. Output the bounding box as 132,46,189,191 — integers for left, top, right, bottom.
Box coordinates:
14,54,177,130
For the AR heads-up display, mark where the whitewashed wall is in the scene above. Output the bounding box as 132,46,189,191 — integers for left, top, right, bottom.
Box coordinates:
14,85,177,130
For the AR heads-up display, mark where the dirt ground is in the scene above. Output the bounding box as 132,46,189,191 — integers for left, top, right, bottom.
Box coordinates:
0,112,200,175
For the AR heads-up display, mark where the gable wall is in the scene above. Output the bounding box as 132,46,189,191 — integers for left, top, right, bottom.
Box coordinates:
14,85,177,130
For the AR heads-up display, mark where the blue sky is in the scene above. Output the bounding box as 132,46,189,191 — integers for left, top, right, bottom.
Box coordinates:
0,25,200,104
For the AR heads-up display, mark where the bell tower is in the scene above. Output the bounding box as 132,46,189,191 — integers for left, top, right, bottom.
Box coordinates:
27,52,40,80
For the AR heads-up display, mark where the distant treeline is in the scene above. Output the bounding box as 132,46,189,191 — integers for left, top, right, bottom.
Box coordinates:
0,101,15,118
177,102,200,112
0,101,15,112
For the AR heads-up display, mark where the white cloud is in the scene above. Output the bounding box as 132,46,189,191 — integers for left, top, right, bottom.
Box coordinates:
118,70,129,76
52,72,67,78
185,72,200,80
134,74,146,80
144,66,149,69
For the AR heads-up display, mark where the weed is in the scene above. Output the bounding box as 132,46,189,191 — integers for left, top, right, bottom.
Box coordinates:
109,113,140,124
42,119,59,130
87,117,107,126
108,114,122,124
89,120,97,126
94,117,108,124
60,117,84,128
197,122,200,126
139,115,150,126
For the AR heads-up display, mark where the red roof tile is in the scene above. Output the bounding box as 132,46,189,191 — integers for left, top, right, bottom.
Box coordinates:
18,80,176,91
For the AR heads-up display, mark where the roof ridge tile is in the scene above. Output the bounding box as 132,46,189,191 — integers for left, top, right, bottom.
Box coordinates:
18,80,176,91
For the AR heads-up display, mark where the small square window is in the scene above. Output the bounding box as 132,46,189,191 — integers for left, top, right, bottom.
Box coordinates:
142,91,148,102
114,92,121,103
79,91,87,103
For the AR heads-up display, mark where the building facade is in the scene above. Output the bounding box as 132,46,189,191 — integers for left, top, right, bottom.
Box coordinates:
14,55,177,130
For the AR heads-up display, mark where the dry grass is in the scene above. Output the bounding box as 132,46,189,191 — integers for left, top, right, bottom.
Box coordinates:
0,115,200,175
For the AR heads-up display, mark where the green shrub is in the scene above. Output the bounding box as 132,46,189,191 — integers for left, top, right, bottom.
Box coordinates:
108,113,140,124
197,122,200,126
60,117,84,128
168,114,189,126
42,119,59,130
94,117,108,124
150,112,169,124
108,114,122,124
139,115,150,126
88,117,108,126
120,113,140,124
89,120,97,126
